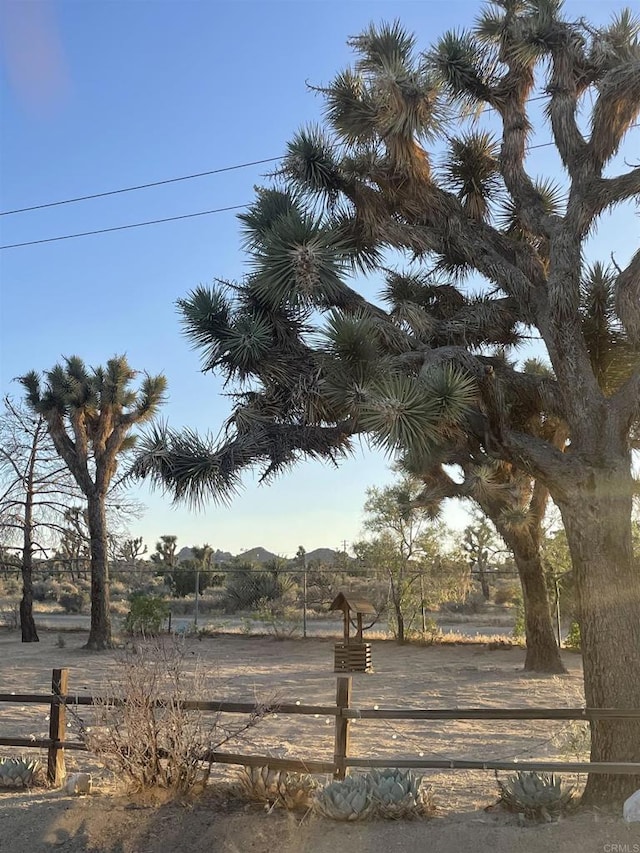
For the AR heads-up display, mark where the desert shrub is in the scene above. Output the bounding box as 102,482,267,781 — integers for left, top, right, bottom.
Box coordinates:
440,591,487,615
255,599,300,640
512,595,525,640
171,565,219,598
123,593,169,636
494,584,520,606
109,581,128,601
554,721,590,761
0,576,21,597
0,602,19,630
77,641,271,794
222,568,294,613
564,620,581,651
32,578,62,602
59,590,88,613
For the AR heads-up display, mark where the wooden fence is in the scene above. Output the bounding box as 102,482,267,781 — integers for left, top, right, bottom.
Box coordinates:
2,668,640,786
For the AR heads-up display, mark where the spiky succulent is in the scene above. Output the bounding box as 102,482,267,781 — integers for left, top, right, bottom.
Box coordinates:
238,765,318,811
313,775,374,821
0,757,40,788
314,770,434,821
496,770,574,819
368,768,435,819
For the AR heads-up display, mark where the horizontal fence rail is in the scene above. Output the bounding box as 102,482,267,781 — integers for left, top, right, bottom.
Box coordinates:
2,669,640,786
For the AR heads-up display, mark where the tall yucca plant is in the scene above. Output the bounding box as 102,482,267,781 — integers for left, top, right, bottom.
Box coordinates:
21,356,166,650
137,5,640,806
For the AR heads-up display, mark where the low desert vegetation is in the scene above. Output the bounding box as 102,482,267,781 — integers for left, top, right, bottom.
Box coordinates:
73,641,273,795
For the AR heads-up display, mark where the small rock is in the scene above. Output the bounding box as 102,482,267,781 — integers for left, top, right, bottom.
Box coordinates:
64,772,92,795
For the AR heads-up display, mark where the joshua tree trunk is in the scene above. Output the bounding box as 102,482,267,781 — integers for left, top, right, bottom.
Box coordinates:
85,492,112,650
557,462,640,805
498,525,565,674
477,564,491,600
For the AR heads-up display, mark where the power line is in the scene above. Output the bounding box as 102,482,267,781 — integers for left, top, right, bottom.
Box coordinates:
2,124,636,251
0,157,282,217
0,95,549,218
0,205,247,250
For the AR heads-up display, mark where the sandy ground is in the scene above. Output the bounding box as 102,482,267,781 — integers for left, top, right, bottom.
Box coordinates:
1,630,639,853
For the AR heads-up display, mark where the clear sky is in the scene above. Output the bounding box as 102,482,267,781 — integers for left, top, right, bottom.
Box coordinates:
0,0,637,558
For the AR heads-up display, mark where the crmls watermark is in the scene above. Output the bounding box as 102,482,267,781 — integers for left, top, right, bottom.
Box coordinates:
603,844,640,853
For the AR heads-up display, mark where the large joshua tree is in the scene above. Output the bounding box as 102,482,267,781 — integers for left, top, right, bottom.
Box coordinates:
21,356,167,650
136,3,640,803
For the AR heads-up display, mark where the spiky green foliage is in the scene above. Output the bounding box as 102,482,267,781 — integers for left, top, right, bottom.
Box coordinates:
312,770,434,821
0,757,40,788
313,775,374,821
496,770,575,819
442,132,502,221
580,262,640,394
368,768,435,819
238,766,318,810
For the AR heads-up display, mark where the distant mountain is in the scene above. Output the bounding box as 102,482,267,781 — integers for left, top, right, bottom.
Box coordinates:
236,546,279,564
177,547,233,564
176,547,193,563
175,545,343,566
213,549,234,563
306,548,342,566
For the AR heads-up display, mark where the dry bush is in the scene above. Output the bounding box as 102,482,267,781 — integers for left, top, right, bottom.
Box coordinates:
74,639,273,795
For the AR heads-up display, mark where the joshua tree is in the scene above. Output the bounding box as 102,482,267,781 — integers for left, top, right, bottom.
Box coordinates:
135,6,640,803
20,356,166,650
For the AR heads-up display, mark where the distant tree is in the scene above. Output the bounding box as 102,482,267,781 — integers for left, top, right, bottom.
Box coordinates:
54,506,91,582
354,476,452,642
119,536,148,565
150,534,178,582
20,355,166,650
0,397,80,642
463,513,500,600
115,536,148,583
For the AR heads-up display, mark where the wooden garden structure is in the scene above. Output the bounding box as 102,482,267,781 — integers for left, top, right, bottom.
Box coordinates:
329,592,376,673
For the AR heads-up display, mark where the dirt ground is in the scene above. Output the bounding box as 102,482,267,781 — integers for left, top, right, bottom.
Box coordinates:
1,630,639,853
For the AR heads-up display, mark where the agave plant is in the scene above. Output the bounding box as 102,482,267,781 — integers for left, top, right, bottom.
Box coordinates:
238,765,318,811
313,775,374,821
369,768,435,819
496,770,574,819
0,757,40,788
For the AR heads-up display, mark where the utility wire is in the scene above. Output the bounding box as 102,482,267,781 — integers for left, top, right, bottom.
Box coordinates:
0,205,247,250
2,123,636,251
0,95,550,218
0,157,282,217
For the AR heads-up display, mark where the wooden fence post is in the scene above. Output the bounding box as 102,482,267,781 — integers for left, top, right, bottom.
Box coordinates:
47,668,68,786
333,675,352,780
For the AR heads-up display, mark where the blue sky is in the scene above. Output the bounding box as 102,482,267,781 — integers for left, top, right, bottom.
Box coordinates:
1,0,637,558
